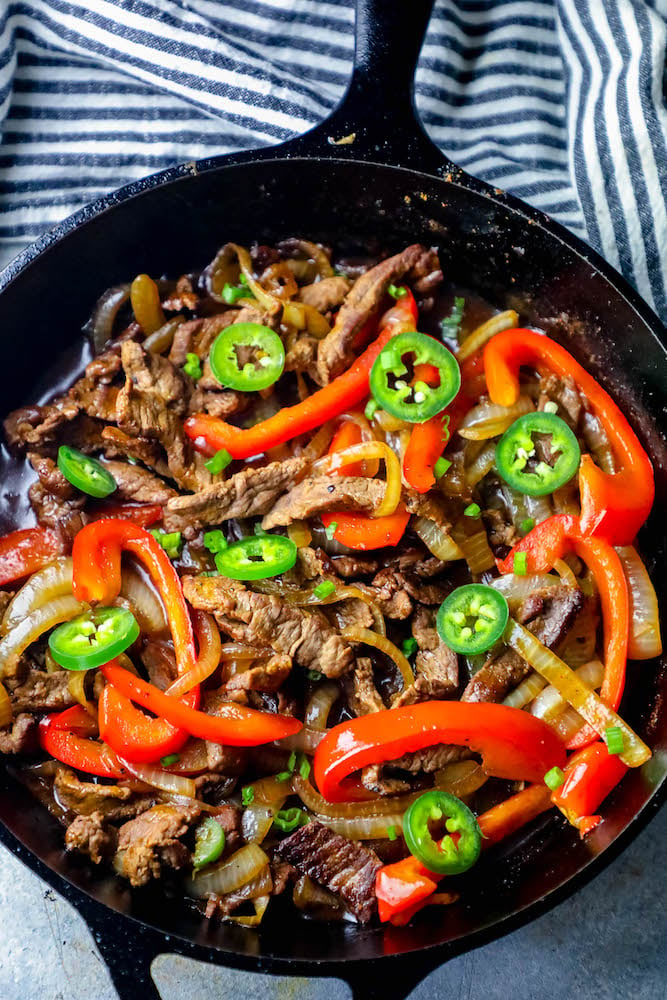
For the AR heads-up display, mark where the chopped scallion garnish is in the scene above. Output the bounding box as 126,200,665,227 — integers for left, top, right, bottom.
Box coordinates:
183,353,202,380
222,282,251,305
160,753,180,767
313,580,336,600
544,766,565,790
401,636,418,658
514,551,528,576
299,756,312,780
275,770,292,783
149,529,182,560
434,456,452,479
520,518,535,535
464,503,481,518
324,521,338,541
287,751,297,772
387,824,398,841
605,726,625,755
440,296,465,340
388,284,408,300
241,785,255,806
203,529,227,554
205,448,232,475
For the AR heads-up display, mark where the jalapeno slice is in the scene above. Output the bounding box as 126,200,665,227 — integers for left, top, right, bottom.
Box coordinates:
193,816,226,870
403,790,482,876
369,331,461,423
213,534,297,581
495,412,581,497
436,584,509,655
49,606,140,671
209,322,285,392
57,446,117,499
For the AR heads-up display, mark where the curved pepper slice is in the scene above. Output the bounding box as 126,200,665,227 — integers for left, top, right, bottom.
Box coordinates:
39,712,127,780
313,701,566,802
498,515,629,749
484,329,654,544
101,661,301,746
99,683,199,764
0,527,65,586
551,741,628,835
403,386,472,494
72,518,196,676
184,291,419,460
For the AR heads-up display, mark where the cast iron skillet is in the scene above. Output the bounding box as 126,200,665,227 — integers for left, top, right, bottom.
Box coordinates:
0,2,665,998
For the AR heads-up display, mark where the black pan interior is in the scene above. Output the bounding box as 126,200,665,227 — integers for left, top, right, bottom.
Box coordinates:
0,155,665,970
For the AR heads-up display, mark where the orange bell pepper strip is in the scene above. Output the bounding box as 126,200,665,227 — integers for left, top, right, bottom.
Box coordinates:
377,784,554,923
551,741,628,836
99,683,200,764
72,518,197,676
91,502,163,527
313,702,566,803
484,329,654,545
498,515,629,749
39,712,128,780
101,661,302,746
0,526,65,586
184,291,419,460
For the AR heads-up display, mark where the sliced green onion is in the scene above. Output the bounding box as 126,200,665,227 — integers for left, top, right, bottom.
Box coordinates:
401,636,418,658
520,518,535,535
313,580,336,600
203,530,227,554
388,284,408,300
149,529,182,560
464,503,481,518
287,751,297,772
387,824,398,841
222,282,252,305
605,726,625,755
273,808,310,833
365,399,379,421
299,757,311,780
440,296,465,339
514,552,528,576
205,449,232,475
324,521,338,541
544,766,565,790
183,353,203,380
160,753,180,767
241,785,255,806
307,669,324,682
434,456,452,479
275,771,292,783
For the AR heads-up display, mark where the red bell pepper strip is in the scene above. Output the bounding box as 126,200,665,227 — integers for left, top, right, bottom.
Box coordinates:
72,519,196,676
98,682,200,764
0,526,65,586
91,502,163,527
328,420,365,476
48,704,99,737
498,515,629,749
552,741,628,835
484,329,654,545
39,712,127,779
321,506,411,551
184,291,419,460
376,784,554,923
402,385,472,494
101,661,302,745
313,702,566,803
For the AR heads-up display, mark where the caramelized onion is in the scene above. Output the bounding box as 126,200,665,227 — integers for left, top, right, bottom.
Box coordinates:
119,757,197,799
341,626,414,689
553,558,578,589
2,557,74,634
85,283,130,351
305,682,339,730
455,528,495,574
166,611,221,698
120,566,167,634
0,596,85,678
68,670,98,720
530,659,604,741
275,726,325,754
287,521,313,549
457,309,519,361
458,395,533,440
188,844,270,898
413,517,465,562
464,441,496,487
616,546,662,660
242,803,283,844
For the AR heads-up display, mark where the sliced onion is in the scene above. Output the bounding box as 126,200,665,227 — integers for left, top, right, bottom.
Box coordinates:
504,619,651,766
282,300,331,337
275,725,325,754
0,681,12,728
373,409,410,434
317,812,405,839
84,283,130,351
285,239,335,279
342,626,414,688
455,528,495,574
458,395,534,441
502,671,548,709
188,844,270,898
242,803,284,844
220,643,261,661
225,895,270,927
298,421,335,461
166,611,221,698
0,596,86,678
413,517,465,562
293,875,344,917
465,442,496,487
616,546,662,660
491,573,561,608
530,659,604,741
581,411,616,474
118,757,197,798
68,669,98,720
305,682,339,730
553,558,578,589
120,566,167,634
432,760,488,799
313,441,402,518
457,309,519,362
287,521,313,549
246,774,293,806
2,558,74,634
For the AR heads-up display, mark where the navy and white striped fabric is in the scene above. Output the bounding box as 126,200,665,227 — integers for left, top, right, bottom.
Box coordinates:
1,1,667,320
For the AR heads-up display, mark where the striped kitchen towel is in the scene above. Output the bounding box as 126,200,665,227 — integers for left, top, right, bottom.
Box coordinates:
1,0,666,320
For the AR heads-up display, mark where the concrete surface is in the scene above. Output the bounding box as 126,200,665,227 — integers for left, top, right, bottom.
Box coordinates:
0,805,664,1000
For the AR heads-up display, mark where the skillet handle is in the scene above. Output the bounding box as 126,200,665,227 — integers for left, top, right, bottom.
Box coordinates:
290,0,458,175
340,955,441,1000
82,902,164,1000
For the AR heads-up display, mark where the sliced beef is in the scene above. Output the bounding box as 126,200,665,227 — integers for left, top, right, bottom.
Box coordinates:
115,803,201,887
392,744,469,773
462,585,584,703
276,821,381,923
168,313,240,366
100,460,176,505
483,507,517,551
316,245,440,383
188,386,249,420
298,276,351,313
366,568,413,620
284,335,318,377
394,606,458,707
403,488,452,531
324,597,374,632
0,714,39,754
10,670,76,714
101,425,172,478
262,476,385,530
65,811,118,864
224,653,292,693
54,767,155,821
161,274,199,313
331,553,381,578
344,656,384,716
164,456,308,535
360,764,411,796
29,453,76,499
183,576,354,678
538,374,583,429
28,481,88,538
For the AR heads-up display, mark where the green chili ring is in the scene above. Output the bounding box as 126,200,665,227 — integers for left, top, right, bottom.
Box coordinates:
213,534,297,581
403,790,482,876
57,446,117,499
369,331,461,423
193,816,226,870
436,584,509,656
495,412,581,497
209,322,285,392
48,606,140,671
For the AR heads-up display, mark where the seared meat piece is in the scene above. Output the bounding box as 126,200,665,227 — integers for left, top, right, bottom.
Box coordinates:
395,548,446,578
100,460,176,505
183,576,354,678
54,767,155,821
392,744,469,773
462,585,584,703
0,714,39,754
29,453,76,499
394,606,458,707
225,653,292,693
117,341,212,491
364,565,448,620
164,456,308,535
298,276,351,313
28,481,87,538
115,803,201,887
161,274,199,313
483,507,517,551
10,670,76,714
189,386,249,420
409,247,443,295
316,245,439,383
360,764,411,796
276,821,382,923
284,335,318,377
332,553,381,578
403,489,452,531
262,476,385,530
68,369,119,423
101,426,172,478
344,657,384,716
538,374,583,429
66,811,118,864
5,399,80,452
325,597,374,632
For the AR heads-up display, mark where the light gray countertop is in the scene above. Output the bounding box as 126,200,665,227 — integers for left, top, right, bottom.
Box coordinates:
0,803,664,1000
